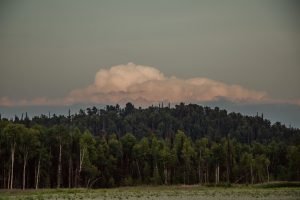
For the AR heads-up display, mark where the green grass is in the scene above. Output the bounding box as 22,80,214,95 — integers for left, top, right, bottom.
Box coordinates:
0,184,300,200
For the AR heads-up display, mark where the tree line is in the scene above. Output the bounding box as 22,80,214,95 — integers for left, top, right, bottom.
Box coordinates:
0,102,299,189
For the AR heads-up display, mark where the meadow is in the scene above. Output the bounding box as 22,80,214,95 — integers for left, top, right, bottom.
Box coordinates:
1,184,300,200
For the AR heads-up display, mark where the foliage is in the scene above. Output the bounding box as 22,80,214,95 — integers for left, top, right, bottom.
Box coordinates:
0,102,299,189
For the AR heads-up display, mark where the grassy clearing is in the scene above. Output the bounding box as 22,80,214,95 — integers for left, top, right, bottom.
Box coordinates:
0,184,299,200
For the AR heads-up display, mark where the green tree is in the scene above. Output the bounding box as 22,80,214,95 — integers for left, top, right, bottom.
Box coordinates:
240,152,254,184
195,137,209,184
149,135,162,185
211,142,224,184
121,133,137,179
79,130,96,186
19,127,39,189
253,154,270,183
181,137,194,184
287,145,300,180
3,123,25,189
108,134,122,185
133,137,150,182
50,125,70,188
161,141,173,185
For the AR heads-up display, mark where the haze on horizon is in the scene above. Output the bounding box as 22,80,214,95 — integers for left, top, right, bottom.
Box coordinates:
0,0,300,126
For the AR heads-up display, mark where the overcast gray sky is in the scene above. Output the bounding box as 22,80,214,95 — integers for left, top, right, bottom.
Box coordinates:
0,0,299,103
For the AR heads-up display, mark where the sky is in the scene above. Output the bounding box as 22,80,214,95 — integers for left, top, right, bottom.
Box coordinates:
0,0,300,126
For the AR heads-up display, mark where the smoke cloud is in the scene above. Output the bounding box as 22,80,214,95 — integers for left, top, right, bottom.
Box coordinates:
2,63,299,107
64,63,267,105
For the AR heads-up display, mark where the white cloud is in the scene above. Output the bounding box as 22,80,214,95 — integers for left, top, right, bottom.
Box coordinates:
64,63,267,105
94,62,165,93
2,63,300,107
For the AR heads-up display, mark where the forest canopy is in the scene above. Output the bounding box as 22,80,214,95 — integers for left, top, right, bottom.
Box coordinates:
0,102,299,189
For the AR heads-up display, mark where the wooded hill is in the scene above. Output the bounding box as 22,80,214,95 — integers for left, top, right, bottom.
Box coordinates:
0,102,299,189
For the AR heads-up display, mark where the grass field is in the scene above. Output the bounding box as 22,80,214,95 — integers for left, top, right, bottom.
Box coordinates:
1,184,300,200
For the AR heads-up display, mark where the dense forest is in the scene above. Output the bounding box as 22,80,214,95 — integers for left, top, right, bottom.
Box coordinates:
0,102,299,189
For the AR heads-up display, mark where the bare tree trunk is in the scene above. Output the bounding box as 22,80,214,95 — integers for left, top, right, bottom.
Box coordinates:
74,167,77,188
187,167,190,185
199,150,202,184
198,162,201,184
226,136,230,184
164,163,168,185
57,143,62,188
167,167,170,185
79,148,85,183
74,168,78,187
10,144,15,189
217,164,220,184
206,164,209,184
226,156,230,184
68,157,72,188
250,163,254,184
215,165,218,184
183,169,186,185
136,160,141,181
215,163,219,185
3,169,6,189
7,168,10,189
78,147,85,187
266,165,270,183
35,156,40,189
23,151,28,190
34,164,37,188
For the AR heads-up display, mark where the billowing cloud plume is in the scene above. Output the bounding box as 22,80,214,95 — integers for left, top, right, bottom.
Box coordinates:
64,63,267,105
2,63,300,107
